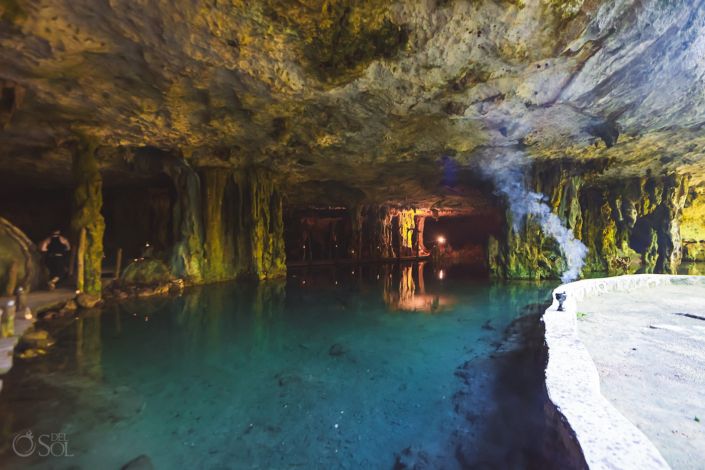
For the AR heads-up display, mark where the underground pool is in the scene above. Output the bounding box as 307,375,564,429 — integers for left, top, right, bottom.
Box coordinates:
0,263,581,470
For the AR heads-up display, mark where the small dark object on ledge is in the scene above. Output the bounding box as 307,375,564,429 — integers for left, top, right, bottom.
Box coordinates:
555,292,567,311
673,312,705,321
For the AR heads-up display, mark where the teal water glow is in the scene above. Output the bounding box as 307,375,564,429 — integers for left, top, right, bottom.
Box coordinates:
0,263,557,469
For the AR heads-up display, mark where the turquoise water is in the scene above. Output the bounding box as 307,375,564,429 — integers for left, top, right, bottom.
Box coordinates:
0,263,559,469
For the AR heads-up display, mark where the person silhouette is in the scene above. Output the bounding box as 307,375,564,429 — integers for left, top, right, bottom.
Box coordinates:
39,229,71,290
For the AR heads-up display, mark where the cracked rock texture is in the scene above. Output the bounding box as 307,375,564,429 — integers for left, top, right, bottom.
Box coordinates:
1,0,705,281
0,0,704,202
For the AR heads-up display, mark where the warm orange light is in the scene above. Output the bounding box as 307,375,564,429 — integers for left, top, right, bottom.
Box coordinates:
439,270,445,280
25,312,33,320
438,237,445,244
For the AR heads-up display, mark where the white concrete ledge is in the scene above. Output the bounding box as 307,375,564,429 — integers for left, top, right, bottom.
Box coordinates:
543,274,705,470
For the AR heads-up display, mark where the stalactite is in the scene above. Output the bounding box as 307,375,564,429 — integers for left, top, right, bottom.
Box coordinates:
398,210,416,256
192,166,287,282
201,168,229,282
348,203,362,259
70,133,105,296
655,174,689,273
380,206,395,258
415,215,427,252
240,168,286,280
269,188,287,276
487,210,563,280
163,156,205,282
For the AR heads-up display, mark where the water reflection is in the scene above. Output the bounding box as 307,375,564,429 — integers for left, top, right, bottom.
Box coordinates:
677,261,705,276
382,262,456,313
76,308,102,381
0,263,560,470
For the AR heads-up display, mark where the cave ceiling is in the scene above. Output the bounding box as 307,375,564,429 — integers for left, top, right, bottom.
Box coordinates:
1,0,705,207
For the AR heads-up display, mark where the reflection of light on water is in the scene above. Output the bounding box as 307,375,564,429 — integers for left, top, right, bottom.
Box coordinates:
439,270,444,280
382,263,456,313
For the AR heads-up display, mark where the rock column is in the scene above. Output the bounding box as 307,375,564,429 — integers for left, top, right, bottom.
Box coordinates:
348,204,362,260
240,168,286,280
70,134,105,296
163,157,205,282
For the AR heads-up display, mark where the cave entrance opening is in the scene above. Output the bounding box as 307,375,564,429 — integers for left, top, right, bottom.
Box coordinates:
423,213,502,275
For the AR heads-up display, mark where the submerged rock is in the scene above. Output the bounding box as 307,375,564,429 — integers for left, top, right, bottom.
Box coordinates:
22,329,56,348
120,455,155,470
77,293,101,308
17,348,46,359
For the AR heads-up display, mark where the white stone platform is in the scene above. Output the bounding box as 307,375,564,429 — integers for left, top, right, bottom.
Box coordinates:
543,275,705,470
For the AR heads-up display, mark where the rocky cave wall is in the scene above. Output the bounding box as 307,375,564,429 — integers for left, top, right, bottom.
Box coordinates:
682,188,705,262
488,161,691,279
197,166,286,282
0,217,42,295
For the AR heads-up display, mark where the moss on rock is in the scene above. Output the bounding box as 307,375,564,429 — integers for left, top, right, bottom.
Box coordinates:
488,160,689,280
70,133,105,296
120,259,171,283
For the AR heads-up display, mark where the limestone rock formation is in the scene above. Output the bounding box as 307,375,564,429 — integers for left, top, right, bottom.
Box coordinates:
1,0,704,280
0,217,41,294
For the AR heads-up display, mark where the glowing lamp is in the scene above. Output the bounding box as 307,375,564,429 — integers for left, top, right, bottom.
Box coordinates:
24,312,33,320
438,237,445,244
146,243,150,247
439,270,445,280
